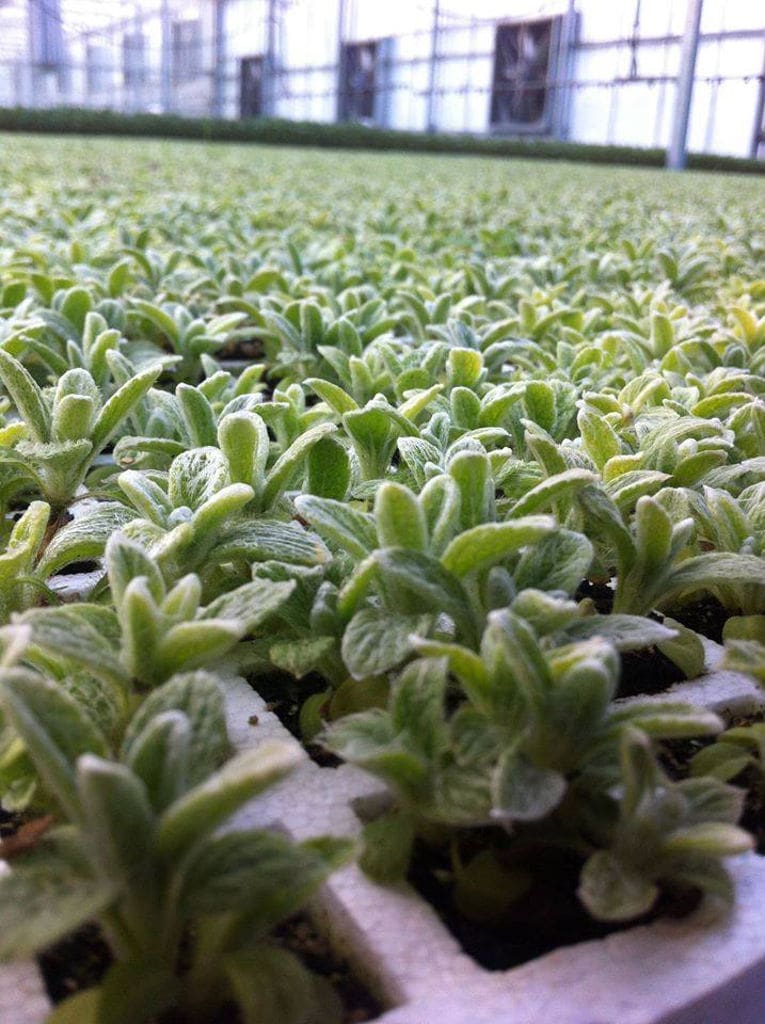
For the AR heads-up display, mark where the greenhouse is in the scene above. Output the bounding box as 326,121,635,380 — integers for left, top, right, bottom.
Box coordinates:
0,3,764,1024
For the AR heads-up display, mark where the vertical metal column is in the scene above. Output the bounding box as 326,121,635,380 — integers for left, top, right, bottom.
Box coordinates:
667,0,703,170
160,0,172,113
425,0,440,133
213,0,226,118
264,0,278,117
750,41,765,159
26,0,39,105
336,0,346,121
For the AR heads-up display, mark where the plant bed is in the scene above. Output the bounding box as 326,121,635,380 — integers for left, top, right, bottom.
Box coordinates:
0,138,764,1024
35,913,381,1024
1,652,764,1024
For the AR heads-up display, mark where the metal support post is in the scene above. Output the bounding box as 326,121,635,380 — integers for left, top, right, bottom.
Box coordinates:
425,0,440,132
666,0,703,170
264,0,278,117
335,0,347,120
750,41,765,159
160,0,172,114
213,0,226,118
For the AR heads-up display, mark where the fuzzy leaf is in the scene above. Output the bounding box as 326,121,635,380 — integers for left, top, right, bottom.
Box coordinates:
0,347,50,442
39,502,135,578
294,495,376,560
157,741,303,859
440,516,554,578
0,852,114,957
0,668,109,819
579,850,658,921
76,756,156,884
491,750,566,823
91,364,161,451
342,607,430,679
375,482,428,551
168,447,229,510
121,671,228,784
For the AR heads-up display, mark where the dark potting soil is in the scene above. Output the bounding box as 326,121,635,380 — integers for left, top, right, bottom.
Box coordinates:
274,913,382,1023
0,807,22,839
248,672,342,768
219,339,264,362
38,924,112,1004
38,914,381,1023
574,579,699,698
54,559,100,576
407,838,701,972
660,710,765,855
663,596,729,644
617,645,686,698
574,578,614,614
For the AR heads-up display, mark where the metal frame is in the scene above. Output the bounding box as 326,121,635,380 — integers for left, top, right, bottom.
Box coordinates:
8,0,765,162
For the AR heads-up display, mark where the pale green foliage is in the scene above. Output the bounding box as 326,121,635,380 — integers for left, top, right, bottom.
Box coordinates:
324,619,736,918
0,138,762,1001
19,534,297,689
0,662,351,1024
0,349,160,507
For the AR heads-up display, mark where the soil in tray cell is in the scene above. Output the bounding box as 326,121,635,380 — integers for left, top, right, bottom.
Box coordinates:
408,838,701,972
38,913,382,1023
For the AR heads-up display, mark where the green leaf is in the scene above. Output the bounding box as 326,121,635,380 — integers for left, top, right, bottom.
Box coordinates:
0,667,109,820
306,435,351,500
375,482,428,551
515,529,594,594
180,829,353,920
305,377,358,414
155,619,244,680
453,849,530,923
0,347,50,442
76,755,156,885
270,637,337,679
0,848,115,957
440,516,554,578
578,850,659,922
374,548,477,643
491,750,566,823
157,740,304,859
664,553,765,609
91,364,161,451
690,742,753,782
342,607,429,679
45,989,102,1024
293,495,376,560
511,468,597,517
262,422,337,509
663,822,753,857
121,670,228,784
106,532,165,607
214,520,330,567
39,502,135,578
225,945,341,1024
390,657,449,760
120,578,162,683
359,811,415,881
201,578,296,632
578,407,620,470
564,615,677,651
168,447,229,510
219,411,270,491
657,617,706,679
98,961,181,1024
448,451,494,530
118,470,173,525
177,383,218,447
123,710,191,812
